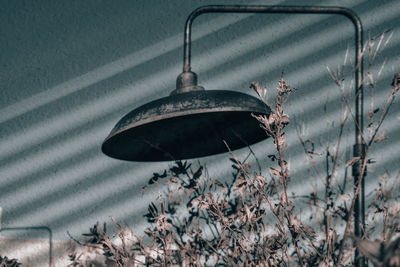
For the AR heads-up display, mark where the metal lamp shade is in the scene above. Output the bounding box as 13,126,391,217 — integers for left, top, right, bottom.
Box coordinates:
102,90,271,161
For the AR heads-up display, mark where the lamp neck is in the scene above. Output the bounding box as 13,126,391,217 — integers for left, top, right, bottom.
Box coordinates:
170,71,204,95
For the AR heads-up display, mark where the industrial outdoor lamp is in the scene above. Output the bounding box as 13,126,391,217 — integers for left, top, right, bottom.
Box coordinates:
101,89,270,161
102,5,366,266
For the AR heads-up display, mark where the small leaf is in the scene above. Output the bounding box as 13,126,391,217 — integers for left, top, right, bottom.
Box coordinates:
340,194,351,201
374,131,387,143
229,157,238,164
304,139,315,154
141,186,147,195
214,180,225,187
178,186,184,201
186,188,195,198
256,175,266,184
148,176,158,184
268,154,277,161
346,157,361,167
168,189,174,202
192,166,203,180
269,168,280,177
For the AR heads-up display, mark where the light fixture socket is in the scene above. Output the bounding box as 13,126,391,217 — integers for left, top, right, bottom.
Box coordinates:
171,71,205,95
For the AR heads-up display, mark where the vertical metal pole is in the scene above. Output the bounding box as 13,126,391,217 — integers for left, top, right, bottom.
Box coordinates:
352,17,366,267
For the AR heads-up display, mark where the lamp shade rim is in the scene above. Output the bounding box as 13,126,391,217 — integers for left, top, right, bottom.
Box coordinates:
102,89,270,161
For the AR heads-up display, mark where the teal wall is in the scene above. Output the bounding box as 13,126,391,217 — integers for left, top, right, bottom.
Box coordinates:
0,0,399,261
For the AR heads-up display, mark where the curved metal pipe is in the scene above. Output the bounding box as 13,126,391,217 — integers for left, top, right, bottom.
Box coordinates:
182,5,364,266
0,226,53,267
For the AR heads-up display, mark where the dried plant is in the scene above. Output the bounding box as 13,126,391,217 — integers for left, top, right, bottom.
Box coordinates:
0,256,21,267
70,32,399,266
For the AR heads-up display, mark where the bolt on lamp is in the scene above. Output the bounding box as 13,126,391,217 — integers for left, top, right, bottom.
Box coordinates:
101,5,366,266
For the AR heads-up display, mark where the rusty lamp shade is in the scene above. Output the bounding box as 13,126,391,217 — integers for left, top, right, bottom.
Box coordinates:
102,71,271,161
